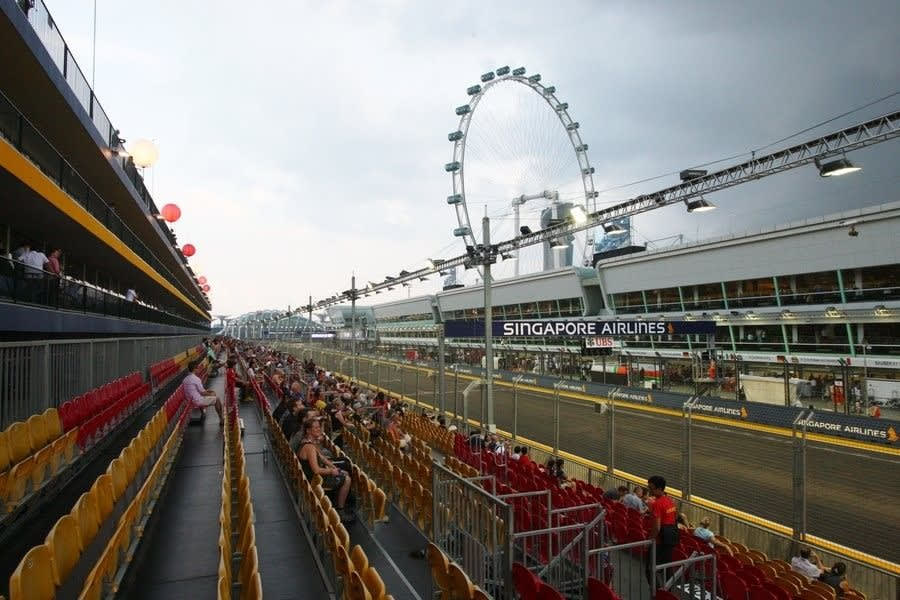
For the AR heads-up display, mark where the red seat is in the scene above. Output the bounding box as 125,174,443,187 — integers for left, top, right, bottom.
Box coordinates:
721,571,749,600
537,583,564,600
761,582,792,600
749,586,779,600
588,577,622,600
655,591,679,600
512,562,540,600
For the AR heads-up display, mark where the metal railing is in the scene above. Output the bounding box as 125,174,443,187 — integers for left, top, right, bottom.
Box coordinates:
290,344,899,600
0,257,209,328
0,69,202,312
0,334,203,428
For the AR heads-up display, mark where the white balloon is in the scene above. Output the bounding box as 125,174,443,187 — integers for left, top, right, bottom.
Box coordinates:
129,138,159,167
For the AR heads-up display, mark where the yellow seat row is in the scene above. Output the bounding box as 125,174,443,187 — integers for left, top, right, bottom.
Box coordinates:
1,408,78,513
262,402,395,600
218,404,262,600
320,433,387,528
9,407,170,600
426,543,491,600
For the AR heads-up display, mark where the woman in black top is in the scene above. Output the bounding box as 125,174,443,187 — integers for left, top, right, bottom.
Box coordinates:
297,419,353,521
820,562,849,597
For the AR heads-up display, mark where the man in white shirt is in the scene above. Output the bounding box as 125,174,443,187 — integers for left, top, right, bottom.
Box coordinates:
125,288,138,302
791,548,826,580
21,248,48,277
182,359,223,424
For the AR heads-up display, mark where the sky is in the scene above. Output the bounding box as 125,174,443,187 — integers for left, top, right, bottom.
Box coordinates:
46,0,900,318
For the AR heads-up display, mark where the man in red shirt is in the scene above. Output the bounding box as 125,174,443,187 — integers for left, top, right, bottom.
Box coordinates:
646,475,679,587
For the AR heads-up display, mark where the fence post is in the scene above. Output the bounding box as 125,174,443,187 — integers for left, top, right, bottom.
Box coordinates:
87,340,94,390
513,375,522,441
682,397,695,501
607,397,615,478
414,367,420,406
42,343,51,408
453,365,460,423
553,381,562,457
791,410,809,553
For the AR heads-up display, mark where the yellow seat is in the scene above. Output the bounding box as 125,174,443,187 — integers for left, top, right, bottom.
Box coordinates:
0,429,13,473
78,566,104,600
46,514,82,585
6,455,36,509
427,543,452,597
350,545,369,574
349,570,372,600
31,445,53,488
245,571,263,600
107,458,128,500
8,422,33,465
27,414,48,452
448,562,474,600
53,429,78,466
92,474,115,521
43,408,62,441
239,546,259,591
9,543,55,600
363,566,386,600
218,574,232,600
73,490,101,549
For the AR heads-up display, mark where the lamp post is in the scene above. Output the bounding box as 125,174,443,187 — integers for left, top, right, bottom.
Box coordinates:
862,340,870,413
350,275,358,381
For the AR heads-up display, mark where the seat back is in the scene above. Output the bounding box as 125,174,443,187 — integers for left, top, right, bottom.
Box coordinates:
363,566,386,600
0,429,11,472
8,421,33,464
92,474,115,521
10,543,55,600
46,514,82,585
27,413,49,450
73,490,101,549
588,577,621,600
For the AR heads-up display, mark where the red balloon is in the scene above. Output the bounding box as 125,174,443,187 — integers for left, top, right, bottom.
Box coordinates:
202,284,210,292
197,276,207,285
182,244,196,257
160,203,181,222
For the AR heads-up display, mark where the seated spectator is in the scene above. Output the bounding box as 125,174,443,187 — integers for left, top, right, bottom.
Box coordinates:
387,412,411,449
518,446,532,466
296,419,353,521
272,393,293,424
182,359,223,424
469,429,485,450
281,400,305,441
605,485,628,501
510,446,522,460
676,513,692,532
820,562,849,597
791,547,827,580
622,486,647,513
693,516,731,554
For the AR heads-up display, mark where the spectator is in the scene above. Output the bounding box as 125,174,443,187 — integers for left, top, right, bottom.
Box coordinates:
646,475,678,586
125,288,138,302
693,516,731,555
510,446,522,460
676,513,691,532
182,359,223,424
281,400,305,441
272,393,292,423
605,485,628,501
296,418,353,522
518,446,532,466
20,244,47,301
820,562,850,597
224,358,247,407
11,241,28,261
791,547,826,580
622,486,647,513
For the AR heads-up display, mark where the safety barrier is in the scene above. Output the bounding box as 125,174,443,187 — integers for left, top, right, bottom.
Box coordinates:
0,335,205,429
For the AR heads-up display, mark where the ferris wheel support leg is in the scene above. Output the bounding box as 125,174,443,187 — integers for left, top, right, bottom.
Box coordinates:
483,215,496,433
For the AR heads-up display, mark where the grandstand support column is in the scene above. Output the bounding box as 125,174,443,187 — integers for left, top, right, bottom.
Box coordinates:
483,215,496,433
682,398,696,501
553,381,562,457
783,362,790,406
437,326,446,416
791,410,809,552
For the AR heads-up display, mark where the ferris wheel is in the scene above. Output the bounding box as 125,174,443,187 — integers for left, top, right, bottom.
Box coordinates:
445,66,599,280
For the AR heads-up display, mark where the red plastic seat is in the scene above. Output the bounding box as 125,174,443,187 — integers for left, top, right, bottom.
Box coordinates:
537,583,564,600
588,577,622,600
749,586,779,600
512,562,540,600
655,591,679,600
721,571,750,600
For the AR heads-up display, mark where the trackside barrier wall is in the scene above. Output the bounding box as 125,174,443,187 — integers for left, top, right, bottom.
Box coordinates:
0,335,204,429
284,344,899,600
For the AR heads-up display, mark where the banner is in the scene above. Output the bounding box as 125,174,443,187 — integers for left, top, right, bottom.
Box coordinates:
443,319,717,338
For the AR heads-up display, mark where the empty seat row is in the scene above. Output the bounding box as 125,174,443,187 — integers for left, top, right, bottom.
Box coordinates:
0,408,78,514
78,395,190,600
59,373,144,432
219,400,262,600
427,543,492,600
8,385,186,600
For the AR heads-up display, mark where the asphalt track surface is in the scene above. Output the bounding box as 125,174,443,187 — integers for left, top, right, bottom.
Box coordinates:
345,356,900,565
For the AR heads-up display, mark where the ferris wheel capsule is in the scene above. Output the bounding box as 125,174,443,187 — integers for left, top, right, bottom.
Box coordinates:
453,226,471,237
544,86,556,94
447,194,463,205
445,161,461,172
481,72,495,82
566,122,580,131
448,131,464,141
496,66,510,76
528,74,542,83
556,103,569,111
467,84,482,96
512,67,526,76
455,104,471,115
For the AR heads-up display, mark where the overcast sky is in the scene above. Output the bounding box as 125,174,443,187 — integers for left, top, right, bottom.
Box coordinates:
48,0,900,317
